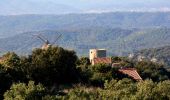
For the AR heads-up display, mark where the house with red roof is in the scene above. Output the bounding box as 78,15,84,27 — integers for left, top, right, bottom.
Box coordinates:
89,49,142,81
119,68,142,81
92,57,112,65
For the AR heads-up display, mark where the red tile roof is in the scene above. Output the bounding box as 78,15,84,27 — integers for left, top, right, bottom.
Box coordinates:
93,57,112,65
119,68,142,81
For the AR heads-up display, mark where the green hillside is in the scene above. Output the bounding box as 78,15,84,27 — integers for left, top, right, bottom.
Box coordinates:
0,12,170,56
134,46,170,68
0,27,170,56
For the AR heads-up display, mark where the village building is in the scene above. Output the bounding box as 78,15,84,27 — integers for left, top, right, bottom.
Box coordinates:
93,57,112,65
119,68,142,81
89,49,142,81
89,49,107,65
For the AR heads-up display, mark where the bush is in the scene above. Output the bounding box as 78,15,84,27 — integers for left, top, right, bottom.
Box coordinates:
89,64,113,86
100,79,136,99
4,81,46,100
62,86,100,100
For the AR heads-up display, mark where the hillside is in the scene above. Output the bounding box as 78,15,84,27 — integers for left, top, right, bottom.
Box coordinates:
134,46,170,68
0,27,170,56
0,28,135,56
0,12,170,56
0,12,170,38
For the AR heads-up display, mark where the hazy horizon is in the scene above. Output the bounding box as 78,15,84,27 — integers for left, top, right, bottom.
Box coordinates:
0,0,170,15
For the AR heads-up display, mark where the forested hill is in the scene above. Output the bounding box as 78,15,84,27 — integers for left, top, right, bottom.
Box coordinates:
0,27,170,56
134,46,170,68
0,12,170,38
0,12,170,56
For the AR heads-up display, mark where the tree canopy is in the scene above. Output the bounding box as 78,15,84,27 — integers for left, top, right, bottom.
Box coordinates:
0,46,169,99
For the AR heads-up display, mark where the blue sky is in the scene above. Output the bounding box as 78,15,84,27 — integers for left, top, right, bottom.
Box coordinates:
0,0,170,15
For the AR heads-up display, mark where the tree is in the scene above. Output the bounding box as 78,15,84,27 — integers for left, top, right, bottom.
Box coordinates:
154,80,170,99
76,57,90,66
89,64,114,86
1,52,21,70
0,65,13,99
100,78,136,99
135,79,156,100
0,52,27,82
135,61,170,82
29,46,79,85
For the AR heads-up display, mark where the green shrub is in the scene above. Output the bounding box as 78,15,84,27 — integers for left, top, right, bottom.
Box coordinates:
4,81,46,100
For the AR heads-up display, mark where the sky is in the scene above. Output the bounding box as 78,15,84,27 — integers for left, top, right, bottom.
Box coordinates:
0,0,170,15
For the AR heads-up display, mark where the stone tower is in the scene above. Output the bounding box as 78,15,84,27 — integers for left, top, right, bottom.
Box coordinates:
89,49,106,63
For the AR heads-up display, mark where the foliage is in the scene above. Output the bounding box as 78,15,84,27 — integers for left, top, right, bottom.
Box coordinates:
111,56,122,63
0,65,13,99
1,27,170,57
62,86,100,100
135,45,170,68
89,64,113,86
135,61,170,82
77,57,90,67
0,53,27,99
0,52,26,81
28,46,79,85
135,79,156,100
76,57,91,83
61,79,170,100
0,47,79,99
155,80,170,99
111,56,134,68
100,78,137,99
1,52,21,70
0,46,170,100
4,81,46,100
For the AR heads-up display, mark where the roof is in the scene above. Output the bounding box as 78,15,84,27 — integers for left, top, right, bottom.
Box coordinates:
93,57,112,65
119,68,142,81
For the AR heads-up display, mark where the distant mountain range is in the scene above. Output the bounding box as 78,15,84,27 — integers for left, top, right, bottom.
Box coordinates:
0,12,170,38
0,12,170,56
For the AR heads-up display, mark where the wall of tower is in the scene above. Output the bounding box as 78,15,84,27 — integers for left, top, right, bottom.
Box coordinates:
89,49,106,64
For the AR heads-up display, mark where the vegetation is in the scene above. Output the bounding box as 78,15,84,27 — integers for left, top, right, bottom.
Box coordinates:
1,12,170,56
58,79,170,100
0,12,170,100
135,61,170,81
4,81,46,100
1,12,170,37
1,27,170,56
28,46,78,85
134,46,170,68
0,46,170,99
